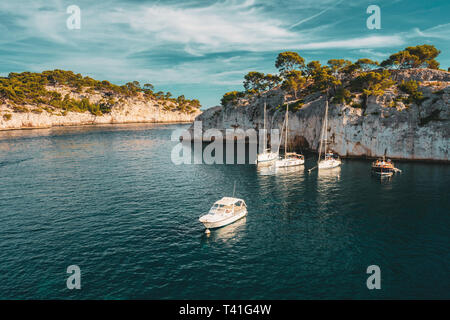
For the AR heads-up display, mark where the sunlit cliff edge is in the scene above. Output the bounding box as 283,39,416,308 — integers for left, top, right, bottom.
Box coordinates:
0,70,202,130
191,68,449,162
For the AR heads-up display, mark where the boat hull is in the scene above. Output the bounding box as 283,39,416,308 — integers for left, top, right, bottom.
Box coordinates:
318,159,341,169
200,209,247,229
256,152,279,164
371,167,394,177
275,158,304,167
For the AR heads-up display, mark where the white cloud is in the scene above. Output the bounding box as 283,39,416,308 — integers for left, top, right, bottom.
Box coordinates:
411,24,450,40
295,35,405,50
109,0,299,54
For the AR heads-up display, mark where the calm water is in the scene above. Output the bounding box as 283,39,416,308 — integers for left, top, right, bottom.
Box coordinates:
0,123,448,299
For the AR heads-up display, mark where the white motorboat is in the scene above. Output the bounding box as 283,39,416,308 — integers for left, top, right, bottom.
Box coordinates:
199,197,247,230
274,103,304,168
317,97,341,170
256,101,279,164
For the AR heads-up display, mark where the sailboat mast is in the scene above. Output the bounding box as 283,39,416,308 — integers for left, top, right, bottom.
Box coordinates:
263,101,267,151
324,98,328,155
317,99,326,164
285,105,289,159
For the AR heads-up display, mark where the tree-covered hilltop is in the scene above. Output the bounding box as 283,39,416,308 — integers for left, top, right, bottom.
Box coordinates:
221,44,446,110
0,70,201,116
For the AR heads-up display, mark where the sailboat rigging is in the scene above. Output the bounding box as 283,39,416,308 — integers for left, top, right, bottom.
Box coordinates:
275,103,304,168
317,95,341,170
256,100,279,164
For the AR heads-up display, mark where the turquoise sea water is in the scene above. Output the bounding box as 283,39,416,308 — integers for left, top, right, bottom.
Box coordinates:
0,123,448,299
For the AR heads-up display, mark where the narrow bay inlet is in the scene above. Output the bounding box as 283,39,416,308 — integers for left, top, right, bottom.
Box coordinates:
0,0,449,306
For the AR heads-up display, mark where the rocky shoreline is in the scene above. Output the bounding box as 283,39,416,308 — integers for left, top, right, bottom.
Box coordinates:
0,86,201,131
189,69,450,162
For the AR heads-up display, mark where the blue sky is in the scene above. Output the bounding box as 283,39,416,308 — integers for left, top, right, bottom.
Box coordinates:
1,0,449,108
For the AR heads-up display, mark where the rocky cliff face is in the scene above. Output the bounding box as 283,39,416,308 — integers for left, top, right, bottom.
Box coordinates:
0,85,201,130
192,69,450,162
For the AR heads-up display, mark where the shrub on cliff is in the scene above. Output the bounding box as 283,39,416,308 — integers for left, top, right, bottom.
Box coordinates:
331,87,352,104
221,91,245,106
398,80,426,105
351,70,395,97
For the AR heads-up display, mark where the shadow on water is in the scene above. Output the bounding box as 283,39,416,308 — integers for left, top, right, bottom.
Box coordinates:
200,217,248,246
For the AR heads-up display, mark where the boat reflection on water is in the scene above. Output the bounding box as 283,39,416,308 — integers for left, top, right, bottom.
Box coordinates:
257,163,304,176
275,165,304,175
256,164,277,176
200,217,247,245
256,159,276,168
317,166,341,180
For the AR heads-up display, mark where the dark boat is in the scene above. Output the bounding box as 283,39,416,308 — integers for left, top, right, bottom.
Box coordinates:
371,157,395,177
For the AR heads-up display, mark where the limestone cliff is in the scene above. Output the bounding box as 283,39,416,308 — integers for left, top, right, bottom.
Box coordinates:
192,69,449,162
0,71,201,130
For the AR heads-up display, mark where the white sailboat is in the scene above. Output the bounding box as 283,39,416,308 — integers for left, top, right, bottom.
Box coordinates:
317,97,341,170
256,101,279,164
275,104,304,167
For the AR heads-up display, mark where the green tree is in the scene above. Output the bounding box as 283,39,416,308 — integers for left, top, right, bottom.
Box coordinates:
305,61,322,80
399,80,425,104
341,63,362,78
263,74,282,90
327,59,352,75
221,91,244,106
143,83,154,91
356,58,379,71
243,71,266,92
331,87,352,104
381,45,441,69
351,70,395,105
275,51,305,75
281,71,305,99
306,61,340,91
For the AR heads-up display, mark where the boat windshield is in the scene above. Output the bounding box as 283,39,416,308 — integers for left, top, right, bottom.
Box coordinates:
209,203,233,214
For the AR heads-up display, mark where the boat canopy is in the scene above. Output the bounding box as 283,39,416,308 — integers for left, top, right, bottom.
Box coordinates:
215,197,245,206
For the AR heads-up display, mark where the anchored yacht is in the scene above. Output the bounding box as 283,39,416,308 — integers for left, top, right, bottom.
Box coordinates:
317,97,341,170
199,197,248,231
275,103,304,167
256,101,279,164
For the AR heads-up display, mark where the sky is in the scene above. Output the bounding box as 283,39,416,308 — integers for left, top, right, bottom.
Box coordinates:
0,0,449,108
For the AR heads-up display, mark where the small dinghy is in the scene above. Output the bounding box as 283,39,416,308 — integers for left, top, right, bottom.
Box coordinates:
199,197,248,231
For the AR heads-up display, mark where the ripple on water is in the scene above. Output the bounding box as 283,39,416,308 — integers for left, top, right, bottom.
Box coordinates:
0,124,448,299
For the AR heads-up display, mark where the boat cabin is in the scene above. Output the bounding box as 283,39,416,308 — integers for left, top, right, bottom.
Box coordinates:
285,152,304,160
209,197,247,215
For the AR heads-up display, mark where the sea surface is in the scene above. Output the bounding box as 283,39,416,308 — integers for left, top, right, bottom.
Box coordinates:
0,123,448,299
